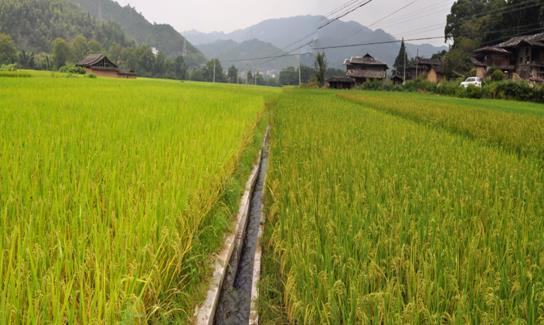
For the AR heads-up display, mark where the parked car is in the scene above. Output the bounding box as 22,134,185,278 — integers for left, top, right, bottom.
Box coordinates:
460,77,483,88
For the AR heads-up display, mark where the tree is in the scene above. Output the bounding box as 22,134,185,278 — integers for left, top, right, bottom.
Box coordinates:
279,67,297,85
314,52,327,87
87,40,102,54
227,65,238,83
246,71,254,84
0,33,17,64
205,59,225,82
153,52,167,77
173,56,187,80
51,38,71,69
393,38,408,75
18,50,35,69
71,35,88,62
255,72,264,85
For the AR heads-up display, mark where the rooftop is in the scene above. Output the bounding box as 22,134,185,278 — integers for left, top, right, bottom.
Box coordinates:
344,53,388,68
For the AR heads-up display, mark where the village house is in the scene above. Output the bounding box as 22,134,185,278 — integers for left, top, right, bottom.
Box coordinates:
473,32,544,82
326,76,356,89
391,57,443,84
77,54,136,79
344,53,388,84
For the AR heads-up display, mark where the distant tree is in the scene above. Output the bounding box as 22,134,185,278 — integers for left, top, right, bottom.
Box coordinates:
227,65,238,83
153,52,167,76
314,52,327,87
325,68,345,79
51,38,71,69
300,65,315,84
279,67,298,85
205,59,225,82
246,71,254,84
255,72,265,85
134,46,155,76
35,52,52,70
190,67,206,81
87,40,102,54
0,33,17,64
71,35,89,62
18,50,35,69
394,38,408,74
173,56,187,80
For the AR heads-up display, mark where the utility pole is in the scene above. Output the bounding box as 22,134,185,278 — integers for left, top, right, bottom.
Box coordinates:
212,59,216,83
415,48,419,80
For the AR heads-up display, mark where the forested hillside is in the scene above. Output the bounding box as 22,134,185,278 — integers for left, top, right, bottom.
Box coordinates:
0,0,206,78
0,0,130,53
67,0,205,66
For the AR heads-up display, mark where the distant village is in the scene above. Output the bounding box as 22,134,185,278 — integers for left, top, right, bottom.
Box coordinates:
328,32,544,89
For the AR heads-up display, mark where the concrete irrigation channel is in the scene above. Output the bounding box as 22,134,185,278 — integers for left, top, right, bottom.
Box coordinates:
195,129,270,325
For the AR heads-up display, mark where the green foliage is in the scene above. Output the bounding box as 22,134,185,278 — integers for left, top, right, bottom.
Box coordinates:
51,38,71,69
227,65,238,83
0,0,131,53
0,33,17,64
314,52,327,87
67,0,206,66
0,63,18,71
393,38,408,74
489,68,505,81
444,0,544,76
59,64,86,74
279,65,316,86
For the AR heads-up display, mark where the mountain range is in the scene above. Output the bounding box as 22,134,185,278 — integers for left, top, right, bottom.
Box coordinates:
184,15,447,70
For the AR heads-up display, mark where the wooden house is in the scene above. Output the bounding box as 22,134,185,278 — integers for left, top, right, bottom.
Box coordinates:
327,77,356,89
77,54,136,79
473,32,544,82
393,57,443,84
344,53,388,83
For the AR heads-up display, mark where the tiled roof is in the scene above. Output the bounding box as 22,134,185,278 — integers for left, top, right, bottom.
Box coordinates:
344,53,388,67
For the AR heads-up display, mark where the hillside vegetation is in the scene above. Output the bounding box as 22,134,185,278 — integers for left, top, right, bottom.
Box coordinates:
67,0,206,66
0,0,130,52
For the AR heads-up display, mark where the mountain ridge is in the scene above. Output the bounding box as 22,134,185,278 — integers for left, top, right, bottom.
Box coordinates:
184,15,447,69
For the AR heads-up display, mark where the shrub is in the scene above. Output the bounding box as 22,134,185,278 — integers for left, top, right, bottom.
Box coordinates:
86,73,97,79
435,81,463,97
59,65,86,75
488,68,505,81
464,85,483,99
0,63,18,71
403,79,436,93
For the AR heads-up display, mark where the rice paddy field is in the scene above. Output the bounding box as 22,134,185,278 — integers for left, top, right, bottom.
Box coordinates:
0,72,277,323
260,89,544,324
2,71,544,324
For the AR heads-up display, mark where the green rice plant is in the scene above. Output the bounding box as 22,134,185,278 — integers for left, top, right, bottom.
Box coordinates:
339,91,544,159
0,76,277,323
261,89,544,324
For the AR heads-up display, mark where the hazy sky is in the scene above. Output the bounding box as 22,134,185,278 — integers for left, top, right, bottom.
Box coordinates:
114,0,455,45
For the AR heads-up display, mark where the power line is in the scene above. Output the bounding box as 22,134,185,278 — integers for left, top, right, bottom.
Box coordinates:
318,0,374,30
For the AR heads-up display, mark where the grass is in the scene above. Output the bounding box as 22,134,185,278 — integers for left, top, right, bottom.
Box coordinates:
0,75,278,323
340,90,544,159
260,89,544,324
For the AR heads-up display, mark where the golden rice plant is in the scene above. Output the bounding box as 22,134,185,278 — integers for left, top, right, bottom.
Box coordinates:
262,89,544,324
